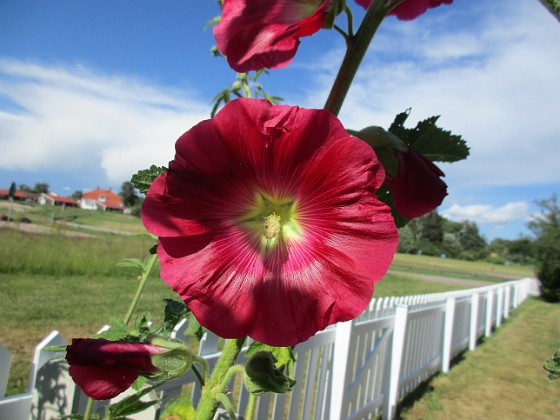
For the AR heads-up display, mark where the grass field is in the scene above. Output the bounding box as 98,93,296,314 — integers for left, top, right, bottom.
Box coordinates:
400,298,560,419
0,210,541,406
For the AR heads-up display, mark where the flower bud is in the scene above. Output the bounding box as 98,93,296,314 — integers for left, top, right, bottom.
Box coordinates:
244,351,296,395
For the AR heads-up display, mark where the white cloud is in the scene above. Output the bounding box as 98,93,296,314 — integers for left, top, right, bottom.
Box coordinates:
0,59,209,185
441,201,530,224
301,0,560,189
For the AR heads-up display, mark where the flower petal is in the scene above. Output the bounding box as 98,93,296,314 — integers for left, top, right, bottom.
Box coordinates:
386,149,447,218
213,0,330,72
69,365,138,400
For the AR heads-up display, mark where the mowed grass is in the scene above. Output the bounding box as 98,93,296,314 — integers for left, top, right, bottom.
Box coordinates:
392,252,535,282
400,298,560,419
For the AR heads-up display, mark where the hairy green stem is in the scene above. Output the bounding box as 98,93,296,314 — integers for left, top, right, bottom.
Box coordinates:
124,253,159,325
324,0,389,116
244,393,257,420
195,337,246,420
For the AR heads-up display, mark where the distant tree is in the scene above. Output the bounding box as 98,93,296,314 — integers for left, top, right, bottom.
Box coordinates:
120,181,139,208
71,190,83,201
529,194,560,302
19,184,33,193
458,221,488,260
33,182,49,194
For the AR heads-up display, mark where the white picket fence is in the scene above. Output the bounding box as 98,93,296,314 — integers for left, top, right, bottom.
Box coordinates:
0,277,540,420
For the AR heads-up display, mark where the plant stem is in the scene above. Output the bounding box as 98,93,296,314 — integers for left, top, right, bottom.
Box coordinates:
195,337,246,420
83,398,94,420
324,0,389,116
244,393,257,420
124,253,159,325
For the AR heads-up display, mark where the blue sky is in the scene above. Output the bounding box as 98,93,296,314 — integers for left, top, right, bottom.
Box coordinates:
1,0,559,241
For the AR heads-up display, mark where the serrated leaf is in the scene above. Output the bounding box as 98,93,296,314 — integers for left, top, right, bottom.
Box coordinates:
161,299,190,334
94,318,132,341
408,117,469,162
131,165,166,194
388,111,469,163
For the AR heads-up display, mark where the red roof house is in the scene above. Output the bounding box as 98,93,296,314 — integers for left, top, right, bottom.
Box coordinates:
38,193,79,207
80,188,124,212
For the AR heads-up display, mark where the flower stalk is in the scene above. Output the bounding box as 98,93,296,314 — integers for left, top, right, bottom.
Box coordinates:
124,253,159,325
324,0,390,116
195,337,246,420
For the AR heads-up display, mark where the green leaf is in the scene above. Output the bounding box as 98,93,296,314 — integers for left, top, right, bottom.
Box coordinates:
94,318,132,341
185,312,205,341
160,395,196,420
131,165,166,194
161,299,190,334
544,350,560,380
388,110,470,163
116,258,144,271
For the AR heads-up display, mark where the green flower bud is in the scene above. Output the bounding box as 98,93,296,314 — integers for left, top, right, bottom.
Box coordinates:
354,126,408,152
244,351,296,395
148,335,193,382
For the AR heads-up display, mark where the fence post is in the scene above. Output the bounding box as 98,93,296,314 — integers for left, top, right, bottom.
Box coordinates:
496,287,503,328
485,290,494,337
504,286,511,319
469,293,479,351
442,297,456,373
383,304,408,420
329,320,353,420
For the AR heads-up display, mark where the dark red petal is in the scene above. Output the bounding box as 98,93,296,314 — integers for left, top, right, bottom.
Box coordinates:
388,0,453,20
213,0,329,72
69,365,137,400
66,339,160,373
386,149,447,218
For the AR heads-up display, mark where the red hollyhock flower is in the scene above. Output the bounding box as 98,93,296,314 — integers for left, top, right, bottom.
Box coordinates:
66,338,162,400
142,98,398,346
213,0,332,73
355,0,452,20
386,149,447,218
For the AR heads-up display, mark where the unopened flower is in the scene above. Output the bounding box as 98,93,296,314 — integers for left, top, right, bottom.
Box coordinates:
142,98,398,346
213,0,332,72
66,338,191,400
355,0,453,20
386,149,447,218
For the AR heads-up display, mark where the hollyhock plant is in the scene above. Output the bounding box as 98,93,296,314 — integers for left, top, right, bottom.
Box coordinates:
213,0,332,72
386,148,447,218
355,0,453,20
142,98,398,347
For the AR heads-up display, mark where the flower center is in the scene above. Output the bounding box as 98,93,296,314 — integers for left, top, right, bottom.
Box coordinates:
240,192,302,250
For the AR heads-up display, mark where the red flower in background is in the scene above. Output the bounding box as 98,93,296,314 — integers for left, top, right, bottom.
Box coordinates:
386,149,447,218
66,339,162,400
142,98,398,346
355,0,453,20
214,0,331,72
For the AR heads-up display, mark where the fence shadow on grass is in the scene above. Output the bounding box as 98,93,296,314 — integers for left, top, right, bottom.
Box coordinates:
396,350,469,418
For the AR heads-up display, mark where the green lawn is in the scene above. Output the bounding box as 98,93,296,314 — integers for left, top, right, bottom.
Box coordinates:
400,298,560,419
